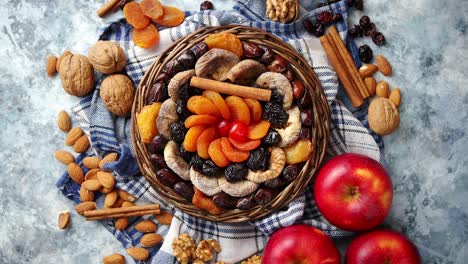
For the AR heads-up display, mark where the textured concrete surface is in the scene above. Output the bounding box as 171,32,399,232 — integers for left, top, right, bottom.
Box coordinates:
0,0,466,263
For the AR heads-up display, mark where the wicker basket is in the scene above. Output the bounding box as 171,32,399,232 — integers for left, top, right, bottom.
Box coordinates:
131,25,330,223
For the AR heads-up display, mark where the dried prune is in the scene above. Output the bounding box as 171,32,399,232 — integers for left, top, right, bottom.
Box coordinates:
176,100,191,120
263,102,289,127
348,25,363,38
202,160,221,177
358,45,373,63
292,79,305,100
170,121,187,144
299,127,310,139
174,181,195,201
258,45,274,64
177,50,196,70
236,194,256,210
190,42,209,59
300,109,313,127
317,11,333,24
297,92,311,110
267,55,288,73
200,1,214,11
282,164,300,182
213,192,238,209
190,154,204,171
156,168,180,188
150,153,167,169
359,15,371,29
372,32,386,46
146,82,167,104
148,135,168,154
163,59,185,77
179,145,193,162
262,129,281,146
254,188,279,205
355,0,363,10
225,163,248,182
242,41,263,58
264,177,287,188
270,91,284,105
363,23,376,37
303,19,315,34
247,147,270,171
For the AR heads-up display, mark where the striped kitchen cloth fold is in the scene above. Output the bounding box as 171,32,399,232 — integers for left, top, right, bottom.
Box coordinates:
56,0,383,263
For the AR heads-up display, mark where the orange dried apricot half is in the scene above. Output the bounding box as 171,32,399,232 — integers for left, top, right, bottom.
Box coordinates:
182,125,207,152
244,98,262,123
123,2,151,29
133,24,160,48
225,96,250,125
204,32,243,58
187,96,222,117
202,91,231,120
185,115,219,128
196,127,217,159
140,0,164,20
208,139,230,168
152,6,185,27
220,137,249,163
137,103,161,144
247,120,271,140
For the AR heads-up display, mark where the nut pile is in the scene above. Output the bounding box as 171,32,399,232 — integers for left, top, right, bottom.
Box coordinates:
172,234,222,264
266,0,298,23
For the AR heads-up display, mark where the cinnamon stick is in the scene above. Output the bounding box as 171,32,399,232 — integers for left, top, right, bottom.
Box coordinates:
83,204,160,217
97,0,123,17
85,209,160,221
190,76,272,101
320,35,364,107
329,26,370,99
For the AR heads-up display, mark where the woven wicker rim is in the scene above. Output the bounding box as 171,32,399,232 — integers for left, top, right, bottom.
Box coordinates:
131,25,330,223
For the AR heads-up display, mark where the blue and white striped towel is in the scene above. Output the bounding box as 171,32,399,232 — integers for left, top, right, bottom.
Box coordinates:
56,0,384,263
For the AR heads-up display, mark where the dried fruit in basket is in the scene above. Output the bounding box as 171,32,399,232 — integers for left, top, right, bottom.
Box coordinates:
140,0,164,20
204,32,243,58
192,188,223,215
133,24,160,48
123,2,151,29
137,102,162,143
153,6,185,27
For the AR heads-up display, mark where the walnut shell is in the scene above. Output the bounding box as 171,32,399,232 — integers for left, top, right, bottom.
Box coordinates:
100,74,135,116
368,98,400,135
88,41,126,74
59,54,95,96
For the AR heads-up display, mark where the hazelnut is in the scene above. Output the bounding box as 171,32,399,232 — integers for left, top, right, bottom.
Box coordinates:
368,98,400,135
100,74,135,116
88,41,126,74
58,54,95,96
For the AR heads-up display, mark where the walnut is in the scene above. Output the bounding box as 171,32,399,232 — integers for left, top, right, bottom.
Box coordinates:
368,98,400,135
266,0,297,23
195,240,215,262
207,239,221,253
58,54,95,96
241,255,262,264
172,233,196,264
88,41,126,74
100,74,135,116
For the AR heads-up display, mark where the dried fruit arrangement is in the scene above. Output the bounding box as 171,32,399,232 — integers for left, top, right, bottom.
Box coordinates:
136,32,314,215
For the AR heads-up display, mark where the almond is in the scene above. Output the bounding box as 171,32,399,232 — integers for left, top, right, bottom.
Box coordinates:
389,88,401,107
54,150,75,165
359,64,378,78
100,186,115,194
67,163,84,184
364,77,377,96
113,198,125,208
376,81,390,98
83,156,101,169
58,211,70,229
85,168,100,181
46,55,58,77
57,111,71,132
105,191,119,207
376,55,392,76
99,152,118,169
79,186,95,202
82,179,102,191
56,50,72,72
73,135,90,153
117,190,136,202
97,171,116,189
75,201,96,215
122,201,135,207
103,253,126,264
140,233,163,247
114,217,129,231
135,220,157,233
126,247,149,261
155,211,173,225
65,127,83,146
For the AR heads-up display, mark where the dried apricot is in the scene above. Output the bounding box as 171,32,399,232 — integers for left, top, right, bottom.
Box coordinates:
220,137,249,163
123,2,151,29
204,32,243,58
133,24,160,49
225,96,250,125
185,115,219,128
247,120,271,140
228,138,261,151
137,103,162,144
192,188,223,215
284,139,313,164
244,98,262,123
187,96,222,117
197,127,217,159
183,125,207,152
152,6,185,27
208,139,230,167
202,91,231,120
140,0,164,20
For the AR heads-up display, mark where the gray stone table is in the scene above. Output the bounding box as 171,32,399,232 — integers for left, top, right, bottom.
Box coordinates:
0,0,466,263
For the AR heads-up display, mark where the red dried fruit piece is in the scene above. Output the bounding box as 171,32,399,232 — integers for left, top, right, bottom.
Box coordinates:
140,0,164,20
187,96,222,117
123,2,151,29
228,138,261,151
220,137,249,163
247,120,271,140
153,6,185,27
192,188,223,215
185,115,219,128
197,127,217,159
208,138,230,167
182,125,207,152
133,24,160,48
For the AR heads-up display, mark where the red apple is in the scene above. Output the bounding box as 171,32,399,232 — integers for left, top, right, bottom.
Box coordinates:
262,224,340,264
314,153,393,231
346,229,421,264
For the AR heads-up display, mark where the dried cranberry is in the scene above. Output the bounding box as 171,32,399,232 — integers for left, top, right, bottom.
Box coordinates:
242,41,263,58
156,169,180,188
359,16,371,30
213,192,238,209
348,25,363,38
146,82,167,104
299,127,310,139
354,0,363,10
358,45,373,63
332,13,343,23
372,32,386,46
150,154,167,169
363,23,376,37
317,11,333,24
313,23,325,37
258,45,275,64
200,1,214,10
174,181,195,201
148,135,168,154
300,109,313,127
190,42,209,59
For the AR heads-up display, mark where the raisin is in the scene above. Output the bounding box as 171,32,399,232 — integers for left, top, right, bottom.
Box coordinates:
242,41,263,58
179,145,193,163
156,169,180,188
190,42,209,60
170,121,187,144
258,45,274,64
176,100,191,120
282,164,300,182
303,19,315,35
348,25,363,38
358,45,373,63
300,109,313,127
270,91,284,105
148,135,168,154
177,82,190,101
150,153,167,169
236,193,256,210
190,154,204,171
254,188,279,205
297,92,311,110
262,129,281,146
176,50,196,70
247,147,270,171
359,15,371,29
263,102,289,127
200,1,214,10
267,55,288,73
372,32,386,46
146,82,167,104
264,177,287,188
174,181,195,201
299,127,310,139
363,23,376,37
317,11,333,24
213,192,238,209
225,163,248,182
355,0,364,10
202,160,221,177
